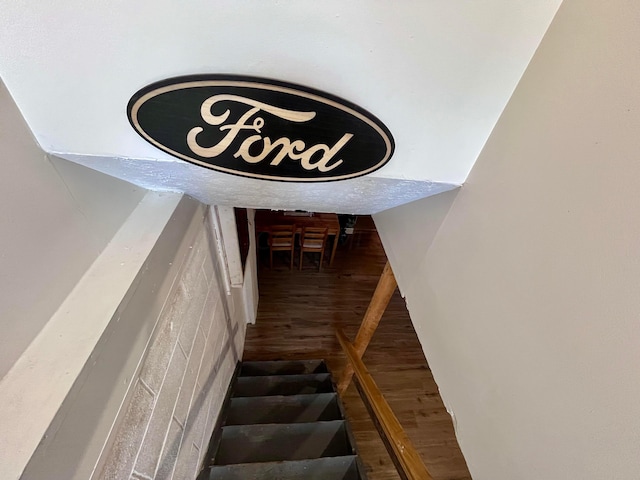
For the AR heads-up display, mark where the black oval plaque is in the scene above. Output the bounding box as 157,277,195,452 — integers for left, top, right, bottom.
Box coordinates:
127,75,394,182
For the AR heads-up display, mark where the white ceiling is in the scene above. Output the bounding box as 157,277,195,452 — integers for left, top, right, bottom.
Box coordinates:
0,0,562,213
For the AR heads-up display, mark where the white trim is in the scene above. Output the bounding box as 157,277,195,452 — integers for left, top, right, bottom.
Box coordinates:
209,207,232,296
0,191,182,480
242,209,259,324
216,206,244,287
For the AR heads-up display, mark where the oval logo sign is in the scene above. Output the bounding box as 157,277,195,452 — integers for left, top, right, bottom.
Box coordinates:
127,75,394,182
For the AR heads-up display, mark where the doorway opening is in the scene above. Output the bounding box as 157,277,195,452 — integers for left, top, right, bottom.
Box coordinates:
241,208,471,479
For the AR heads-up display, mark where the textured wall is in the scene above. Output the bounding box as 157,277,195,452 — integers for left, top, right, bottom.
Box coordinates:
96,209,246,480
57,153,458,214
374,1,640,478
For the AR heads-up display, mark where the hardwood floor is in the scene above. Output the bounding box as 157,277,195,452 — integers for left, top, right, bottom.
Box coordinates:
244,225,472,480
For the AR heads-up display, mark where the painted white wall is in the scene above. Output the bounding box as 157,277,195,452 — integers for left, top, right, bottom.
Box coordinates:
12,197,248,480
374,1,640,478
92,202,246,480
0,191,181,480
0,1,562,212
48,155,148,242
0,79,146,379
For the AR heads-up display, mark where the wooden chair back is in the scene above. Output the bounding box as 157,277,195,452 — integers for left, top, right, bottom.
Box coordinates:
268,224,296,269
299,226,328,271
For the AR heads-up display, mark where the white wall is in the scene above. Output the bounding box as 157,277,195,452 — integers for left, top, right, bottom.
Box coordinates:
0,1,562,214
374,0,640,478
20,198,248,480
0,79,146,379
0,1,561,185
95,204,246,480
2,191,181,480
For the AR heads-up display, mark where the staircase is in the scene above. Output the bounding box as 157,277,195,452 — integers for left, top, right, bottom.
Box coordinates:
197,359,367,480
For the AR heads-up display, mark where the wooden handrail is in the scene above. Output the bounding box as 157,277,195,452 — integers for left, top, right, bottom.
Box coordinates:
336,329,434,480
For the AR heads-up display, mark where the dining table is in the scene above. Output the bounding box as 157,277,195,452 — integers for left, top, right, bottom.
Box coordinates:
254,210,341,266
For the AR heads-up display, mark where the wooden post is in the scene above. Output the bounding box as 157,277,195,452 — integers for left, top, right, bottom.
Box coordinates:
338,261,397,393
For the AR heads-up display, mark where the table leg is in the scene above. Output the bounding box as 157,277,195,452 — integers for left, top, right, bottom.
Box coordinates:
329,233,339,266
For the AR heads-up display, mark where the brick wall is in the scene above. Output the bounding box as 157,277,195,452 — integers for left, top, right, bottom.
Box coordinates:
95,208,246,480
18,197,251,480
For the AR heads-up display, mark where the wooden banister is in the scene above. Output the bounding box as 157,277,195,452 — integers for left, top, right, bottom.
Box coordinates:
336,329,434,480
337,261,397,394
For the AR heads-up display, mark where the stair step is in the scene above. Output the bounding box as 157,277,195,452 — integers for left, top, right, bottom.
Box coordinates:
240,359,328,376
225,393,341,425
233,373,334,397
214,421,353,465
202,456,361,480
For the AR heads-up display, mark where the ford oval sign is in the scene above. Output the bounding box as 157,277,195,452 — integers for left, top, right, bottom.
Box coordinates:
127,75,394,182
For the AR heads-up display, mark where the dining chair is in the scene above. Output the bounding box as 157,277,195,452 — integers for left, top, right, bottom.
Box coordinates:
268,224,296,270
299,226,329,271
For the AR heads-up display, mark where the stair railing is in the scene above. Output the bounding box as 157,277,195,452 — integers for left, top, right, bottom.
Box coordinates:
336,328,434,480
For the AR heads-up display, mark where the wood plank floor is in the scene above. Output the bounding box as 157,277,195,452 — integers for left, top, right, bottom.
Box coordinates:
244,224,472,480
